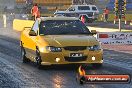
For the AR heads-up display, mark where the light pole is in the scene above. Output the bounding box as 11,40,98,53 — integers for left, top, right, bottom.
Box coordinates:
84,0,86,4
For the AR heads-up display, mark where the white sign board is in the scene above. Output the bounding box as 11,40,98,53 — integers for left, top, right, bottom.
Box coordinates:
97,32,132,44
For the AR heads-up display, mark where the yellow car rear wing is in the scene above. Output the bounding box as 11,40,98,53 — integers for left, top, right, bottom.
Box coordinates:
13,19,34,31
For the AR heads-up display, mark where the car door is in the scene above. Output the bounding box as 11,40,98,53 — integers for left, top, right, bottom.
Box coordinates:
25,20,39,61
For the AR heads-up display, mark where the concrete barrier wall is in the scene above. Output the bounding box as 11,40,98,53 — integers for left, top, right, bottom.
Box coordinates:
13,19,34,31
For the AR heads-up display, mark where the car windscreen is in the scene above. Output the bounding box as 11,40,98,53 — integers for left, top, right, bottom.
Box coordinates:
39,20,91,35
78,6,90,10
92,7,97,11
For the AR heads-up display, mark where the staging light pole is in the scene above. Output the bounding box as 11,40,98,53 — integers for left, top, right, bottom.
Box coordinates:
84,0,86,4
72,0,74,5
118,0,126,31
114,0,126,31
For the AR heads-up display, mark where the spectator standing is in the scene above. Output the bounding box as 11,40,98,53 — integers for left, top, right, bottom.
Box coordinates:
55,7,58,12
31,3,39,20
81,15,85,23
103,7,109,22
37,7,41,18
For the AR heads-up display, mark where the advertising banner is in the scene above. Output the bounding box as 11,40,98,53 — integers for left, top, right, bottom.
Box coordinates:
97,32,132,44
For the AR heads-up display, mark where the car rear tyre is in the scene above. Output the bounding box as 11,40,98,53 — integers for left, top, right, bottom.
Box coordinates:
21,46,30,63
92,63,102,69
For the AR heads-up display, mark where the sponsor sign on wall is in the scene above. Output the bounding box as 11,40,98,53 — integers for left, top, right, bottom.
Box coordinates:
97,32,132,44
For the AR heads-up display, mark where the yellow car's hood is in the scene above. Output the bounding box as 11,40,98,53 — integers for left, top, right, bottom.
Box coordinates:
41,35,99,47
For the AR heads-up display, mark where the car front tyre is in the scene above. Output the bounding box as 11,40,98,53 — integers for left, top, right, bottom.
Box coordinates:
35,55,43,69
35,47,42,69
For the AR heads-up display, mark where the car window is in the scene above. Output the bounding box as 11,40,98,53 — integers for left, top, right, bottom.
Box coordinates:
68,7,75,11
78,6,90,10
92,6,97,11
39,20,91,35
32,20,39,33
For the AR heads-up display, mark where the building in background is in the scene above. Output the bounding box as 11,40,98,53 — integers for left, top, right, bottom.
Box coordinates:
16,0,72,11
0,0,15,13
15,0,99,12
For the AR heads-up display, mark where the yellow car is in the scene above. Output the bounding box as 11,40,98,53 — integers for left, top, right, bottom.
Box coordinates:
20,17,103,68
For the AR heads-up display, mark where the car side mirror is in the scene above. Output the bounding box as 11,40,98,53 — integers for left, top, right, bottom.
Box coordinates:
91,30,97,35
29,30,37,36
